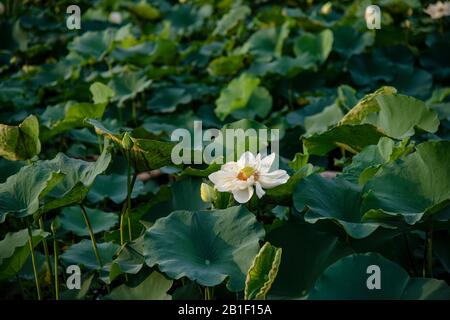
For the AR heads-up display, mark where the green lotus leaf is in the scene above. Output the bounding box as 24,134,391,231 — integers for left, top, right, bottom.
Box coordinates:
215,73,261,121
147,87,192,113
361,141,450,225
61,239,120,272
112,42,171,66
231,87,272,120
287,153,309,171
127,137,175,172
123,1,161,20
218,119,272,162
0,162,63,223
264,164,315,205
294,174,380,239
1,141,110,221
179,161,222,178
303,88,439,155
30,60,74,88
85,119,175,172
348,53,396,87
110,235,145,280
303,123,386,156
293,29,333,64
266,220,352,299
379,0,421,12
304,104,343,136
333,26,374,58
244,242,282,300
365,94,439,139
87,173,144,204
108,72,152,108
391,67,433,99
90,82,115,105
213,5,251,36
68,29,114,61
207,55,245,77
58,206,118,236
41,101,108,141
142,111,199,137
0,228,48,280
106,271,172,300
60,273,95,300
339,86,397,125
336,85,359,111
249,55,316,77
17,251,46,281
309,253,450,299
85,119,122,144
143,206,265,291
0,115,41,161
0,158,23,183
139,178,209,226
342,137,413,185
0,79,37,108
39,142,112,213
242,24,290,58
421,37,450,80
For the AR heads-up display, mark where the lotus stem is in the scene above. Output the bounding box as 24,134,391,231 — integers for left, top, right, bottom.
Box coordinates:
425,221,433,277
403,232,417,276
204,286,214,300
124,153,138,242
38,217,53,288
80,205,103,268
27,224,42,300
119,210,125,245
51,223,59,300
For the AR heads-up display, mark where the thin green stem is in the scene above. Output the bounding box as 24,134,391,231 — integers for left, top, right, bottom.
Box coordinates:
425,221,433,277
38,217,53,288
403,232,417,276
27,224,42,300
128,176,137,241
98,136,103,154
119,210,125,245
204,286,214,300
125,155,137,241
132,101,137,126
80,205,103,268
53,232,59,300
127,156,132,241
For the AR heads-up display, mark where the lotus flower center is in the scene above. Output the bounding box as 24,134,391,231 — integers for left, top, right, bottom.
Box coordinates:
237,166,256,181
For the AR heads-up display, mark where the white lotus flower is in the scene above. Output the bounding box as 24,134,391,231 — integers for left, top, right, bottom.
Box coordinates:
208,152,289,204
424,1,450,19
109,12,123,24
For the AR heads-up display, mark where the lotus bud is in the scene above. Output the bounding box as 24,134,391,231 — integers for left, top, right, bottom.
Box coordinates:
51,219,59,234
109,12,123,24
200,183,216,203
122,132,133,150
321,2,332,15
